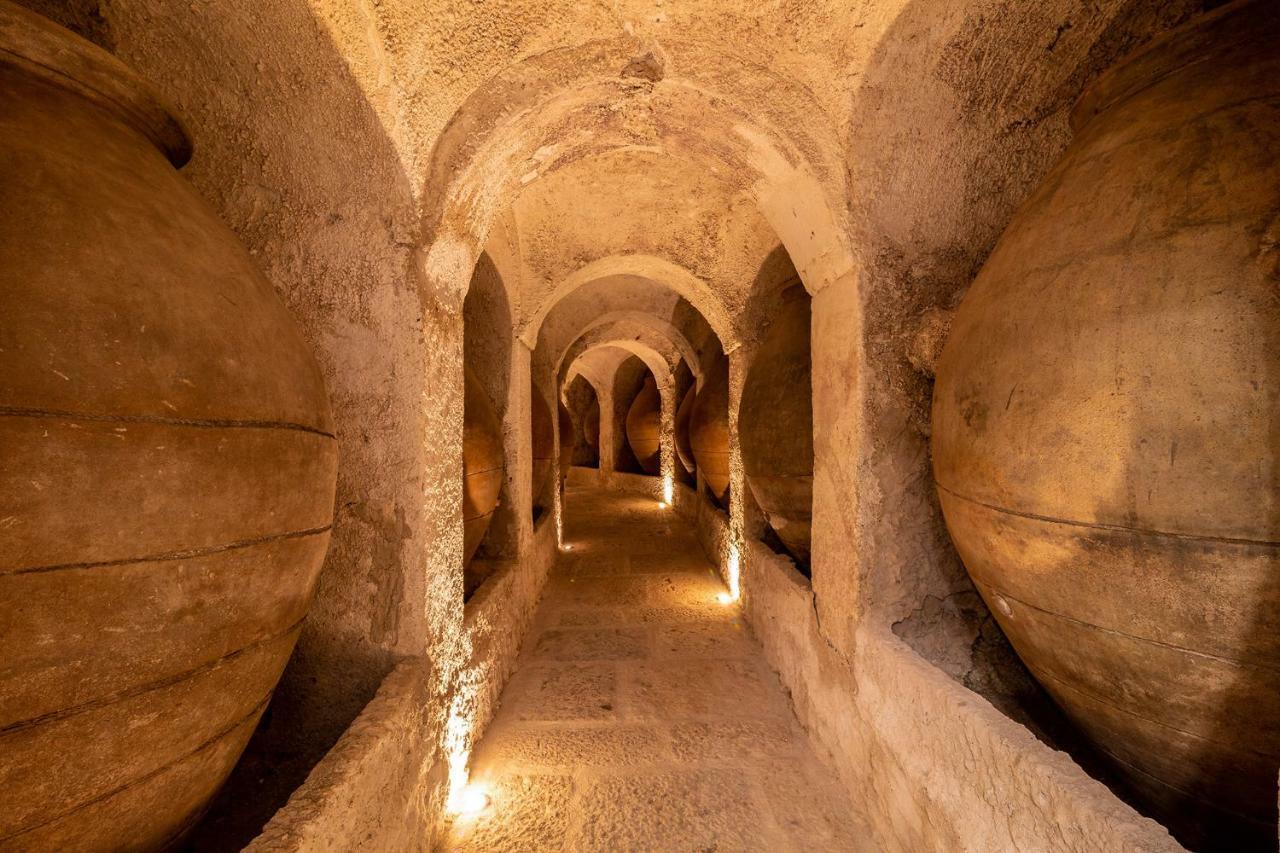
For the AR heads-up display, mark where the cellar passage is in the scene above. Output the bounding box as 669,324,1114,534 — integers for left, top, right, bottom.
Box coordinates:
1,1,1275,852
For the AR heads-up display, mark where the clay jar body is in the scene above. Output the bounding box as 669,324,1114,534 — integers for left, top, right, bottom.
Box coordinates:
463,366,504,566
674,385,697,475
0,5,337,849
690,355,731,504
740,284,813,564
931,2,1280,844
529,380,553,512
625,375,662,475
558,402,575,485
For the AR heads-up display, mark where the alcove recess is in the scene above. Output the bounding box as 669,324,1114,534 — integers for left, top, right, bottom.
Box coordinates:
565,375,600,469
610,355,651,476
462,251,513,599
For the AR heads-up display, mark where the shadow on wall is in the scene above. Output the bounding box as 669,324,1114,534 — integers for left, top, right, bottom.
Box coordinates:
14,1,435,848
11,0,111,45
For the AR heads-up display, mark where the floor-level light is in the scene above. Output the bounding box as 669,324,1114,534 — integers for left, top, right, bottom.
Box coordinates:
724,541,741,602
447,780,491,817
444,693,486,818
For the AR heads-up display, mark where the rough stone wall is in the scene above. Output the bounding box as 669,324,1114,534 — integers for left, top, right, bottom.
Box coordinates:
460,518,560,750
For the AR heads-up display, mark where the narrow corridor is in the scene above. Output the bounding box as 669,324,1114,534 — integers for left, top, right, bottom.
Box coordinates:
442,485,865,851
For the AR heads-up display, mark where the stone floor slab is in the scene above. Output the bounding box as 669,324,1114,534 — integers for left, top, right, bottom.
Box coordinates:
441,486,864,852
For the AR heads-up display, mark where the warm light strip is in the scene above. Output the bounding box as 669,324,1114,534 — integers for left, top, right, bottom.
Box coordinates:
726,541,741,601
443,692,474,815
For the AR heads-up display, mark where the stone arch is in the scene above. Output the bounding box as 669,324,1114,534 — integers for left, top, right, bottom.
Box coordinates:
524,255,736,352
564,339,673,392
563,342,678,483
556,312,700,381
414,38,859,312
556,318,693,391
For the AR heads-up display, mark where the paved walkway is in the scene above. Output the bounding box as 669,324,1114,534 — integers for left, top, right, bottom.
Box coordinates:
442,485,864,852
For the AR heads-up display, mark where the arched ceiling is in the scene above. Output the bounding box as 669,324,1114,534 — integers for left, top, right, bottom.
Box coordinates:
411,34,857,310
561,313,700,381
511,149,776,342
564,345,656,400
298,0,1206,415
535,277,713,376
303,0,1200,319
557,323,685,391
522,254,736,351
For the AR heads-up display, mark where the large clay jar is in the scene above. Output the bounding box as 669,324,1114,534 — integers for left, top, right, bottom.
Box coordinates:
690,355,731,504
740,284,812,564
932,2,1279,845
0,5,338,850
463,366,504,566
529,379,553,511
674,386,697,475
625,375,662,475
558,402,575,485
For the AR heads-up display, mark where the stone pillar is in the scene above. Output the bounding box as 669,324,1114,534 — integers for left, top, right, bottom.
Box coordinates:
658,374,676,502
503,344,534,556
725,348,748,600
597,384,617,476
808,271,865,657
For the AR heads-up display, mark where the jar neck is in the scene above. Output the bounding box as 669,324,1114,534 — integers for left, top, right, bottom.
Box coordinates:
1070,0,1277,133
0,0,190,166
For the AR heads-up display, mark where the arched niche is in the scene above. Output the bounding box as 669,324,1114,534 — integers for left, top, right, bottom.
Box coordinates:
562,374,601,469
462,251,516,596
607,355,654,476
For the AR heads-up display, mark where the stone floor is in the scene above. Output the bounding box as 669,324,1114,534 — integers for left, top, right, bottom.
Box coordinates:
441,485,867,852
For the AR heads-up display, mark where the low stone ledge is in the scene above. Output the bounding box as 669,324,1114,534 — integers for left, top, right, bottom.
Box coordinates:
463,515,559,746
738,535,1183,853
246,658,443,853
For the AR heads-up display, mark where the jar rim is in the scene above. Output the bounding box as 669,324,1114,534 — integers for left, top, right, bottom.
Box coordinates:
1071,0,1278,133
0,0,191,167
